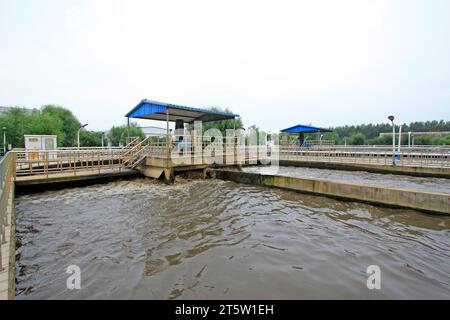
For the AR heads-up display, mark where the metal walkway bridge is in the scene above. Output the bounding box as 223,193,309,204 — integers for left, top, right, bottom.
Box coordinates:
9,138,450,185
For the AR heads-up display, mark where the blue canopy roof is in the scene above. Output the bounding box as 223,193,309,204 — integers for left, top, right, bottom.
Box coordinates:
125,99,238,123
281,124,332,134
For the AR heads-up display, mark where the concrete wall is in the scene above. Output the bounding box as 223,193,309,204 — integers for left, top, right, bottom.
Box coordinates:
0,183,15,300
15,170,139,187
210,169,450,215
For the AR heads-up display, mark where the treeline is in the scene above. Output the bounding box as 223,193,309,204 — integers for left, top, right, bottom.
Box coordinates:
2,104,448,148
188,106,244,134
319,120,450,145
0,105,145,148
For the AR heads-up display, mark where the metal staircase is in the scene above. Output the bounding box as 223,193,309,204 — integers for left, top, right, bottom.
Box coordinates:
122,137,151,169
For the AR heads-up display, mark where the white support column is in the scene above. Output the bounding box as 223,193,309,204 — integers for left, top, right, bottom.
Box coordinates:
166,109,170,162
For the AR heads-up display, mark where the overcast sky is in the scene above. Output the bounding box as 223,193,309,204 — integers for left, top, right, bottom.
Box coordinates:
0,0,449,131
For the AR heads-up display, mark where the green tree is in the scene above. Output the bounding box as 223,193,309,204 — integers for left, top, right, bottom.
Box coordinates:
0,107,65,148
41,105,81,147
108,123,145,146
414,136,433,145
79,131,103,147
0,105,82,148
27,112,65,146
434,135,450,145
330,120,450,145
192,106,244,135
322,132,342,144
0,107,29,148
368,135,392,145
349,132,366,145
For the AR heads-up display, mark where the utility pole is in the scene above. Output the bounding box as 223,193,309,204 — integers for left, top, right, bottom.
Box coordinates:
77,124,88,149
397,123,403,163
388,116,395,165
2,127,7,155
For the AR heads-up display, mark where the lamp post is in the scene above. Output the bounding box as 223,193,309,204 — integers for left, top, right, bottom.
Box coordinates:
397,123,404,164
77,124,88,149
2,127,7,155
388,116,395,165
101,132,105,149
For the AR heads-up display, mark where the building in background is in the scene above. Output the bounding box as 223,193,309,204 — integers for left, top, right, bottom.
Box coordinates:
139,126,167,138
24,135,57,160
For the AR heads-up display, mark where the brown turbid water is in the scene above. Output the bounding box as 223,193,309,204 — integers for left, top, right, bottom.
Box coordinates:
15,178,450,299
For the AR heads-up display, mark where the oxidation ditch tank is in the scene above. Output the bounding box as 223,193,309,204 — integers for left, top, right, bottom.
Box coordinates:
14,178,450,300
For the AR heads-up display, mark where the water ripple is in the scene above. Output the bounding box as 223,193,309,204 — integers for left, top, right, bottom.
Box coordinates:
15,178,450,300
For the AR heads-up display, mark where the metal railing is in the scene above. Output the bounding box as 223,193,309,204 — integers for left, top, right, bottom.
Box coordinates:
11,139,450,179
280,143,450,153
331,145,450,153
13,148,126,177
0,153,15,271
123,137,141,150
122,137,153,168
12,135,254,177
151,135,264,164
282,139,335,149
280,147,450,168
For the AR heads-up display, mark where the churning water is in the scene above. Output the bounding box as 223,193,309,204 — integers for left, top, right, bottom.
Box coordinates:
15,178,450,299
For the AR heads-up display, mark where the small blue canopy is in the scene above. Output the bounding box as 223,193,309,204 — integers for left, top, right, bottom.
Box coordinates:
281,124,332,134
125,99,238,123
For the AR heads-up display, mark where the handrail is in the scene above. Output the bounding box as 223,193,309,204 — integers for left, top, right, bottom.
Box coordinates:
12,149,126,164
122,145,150,168
12,148,125,177
122,137,140,150
121,135,161,168
122,136,151,158
58,147,123,150
9,138,450,179
279,148,450,168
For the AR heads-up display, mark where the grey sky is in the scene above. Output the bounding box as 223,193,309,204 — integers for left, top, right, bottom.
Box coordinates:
0,0,449,131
